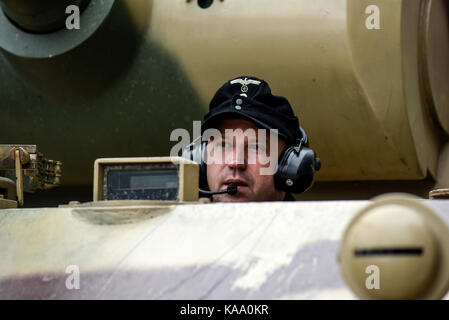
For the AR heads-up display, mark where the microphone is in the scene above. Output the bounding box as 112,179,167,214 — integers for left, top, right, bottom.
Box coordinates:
199,183,238,196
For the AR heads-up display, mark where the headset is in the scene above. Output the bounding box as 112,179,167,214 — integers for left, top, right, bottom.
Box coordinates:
182,126,321,195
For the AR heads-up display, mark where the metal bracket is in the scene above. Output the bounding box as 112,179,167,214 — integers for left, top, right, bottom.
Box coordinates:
0,144,62,207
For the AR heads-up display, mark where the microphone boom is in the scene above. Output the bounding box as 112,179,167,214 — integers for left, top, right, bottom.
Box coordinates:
199,183,237,196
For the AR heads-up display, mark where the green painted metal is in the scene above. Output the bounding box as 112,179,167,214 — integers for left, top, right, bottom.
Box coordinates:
0,1,205,189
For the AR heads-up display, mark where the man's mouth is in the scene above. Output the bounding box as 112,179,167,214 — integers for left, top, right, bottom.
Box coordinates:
222,179,248,192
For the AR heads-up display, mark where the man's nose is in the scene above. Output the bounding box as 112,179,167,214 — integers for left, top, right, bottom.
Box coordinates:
227,145,247,170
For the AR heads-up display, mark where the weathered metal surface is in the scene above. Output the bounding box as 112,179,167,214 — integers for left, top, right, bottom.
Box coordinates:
0,177,15,200
0,200,448,299
419,0,449,135
0,196,16,209
0,145,62,203
430,189,449,199
0,145,36,169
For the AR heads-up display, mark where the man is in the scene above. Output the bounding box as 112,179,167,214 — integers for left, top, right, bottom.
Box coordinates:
200,76,317,202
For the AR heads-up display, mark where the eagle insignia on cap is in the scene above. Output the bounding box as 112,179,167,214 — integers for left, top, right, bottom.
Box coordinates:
230,77,261,93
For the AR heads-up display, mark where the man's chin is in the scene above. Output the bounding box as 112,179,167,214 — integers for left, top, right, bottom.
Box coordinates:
213,193,252,203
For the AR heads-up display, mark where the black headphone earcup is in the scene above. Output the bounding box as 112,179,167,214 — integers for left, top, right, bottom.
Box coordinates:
182,138,209,190
274,146,317,194
199,144,208,190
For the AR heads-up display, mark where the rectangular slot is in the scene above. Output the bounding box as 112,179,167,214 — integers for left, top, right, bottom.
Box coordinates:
354,248,423,256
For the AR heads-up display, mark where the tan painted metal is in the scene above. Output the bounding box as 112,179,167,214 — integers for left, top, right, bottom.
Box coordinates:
1,197,448,299
0,196,16,209
339,194,449,299
436,142,449,189
14,149,24,206
429,189,449,199
148,0,447,182
419,0,449,135
93,157,199,202
0,176,15,200
0,200,364,299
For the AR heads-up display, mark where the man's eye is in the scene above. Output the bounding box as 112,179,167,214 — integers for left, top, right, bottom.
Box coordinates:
249,144,265,151
249,144,259,150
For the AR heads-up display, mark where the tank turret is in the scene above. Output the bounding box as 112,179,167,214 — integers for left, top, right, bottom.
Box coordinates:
1,0,448,204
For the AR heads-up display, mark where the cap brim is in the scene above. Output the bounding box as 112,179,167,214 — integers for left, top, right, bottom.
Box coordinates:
202,110,289,142
0,0,115,58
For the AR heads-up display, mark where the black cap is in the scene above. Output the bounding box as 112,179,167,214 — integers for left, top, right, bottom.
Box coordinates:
202,76,302,145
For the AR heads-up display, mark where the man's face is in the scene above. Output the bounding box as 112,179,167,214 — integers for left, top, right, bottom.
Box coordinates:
206,118,287,202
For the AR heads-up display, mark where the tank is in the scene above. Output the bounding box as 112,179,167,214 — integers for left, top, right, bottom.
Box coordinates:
1,0,449,300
